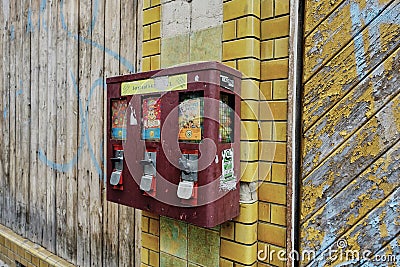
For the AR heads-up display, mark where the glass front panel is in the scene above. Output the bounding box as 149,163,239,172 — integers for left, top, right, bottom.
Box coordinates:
111,99,128,140
142,95,161,141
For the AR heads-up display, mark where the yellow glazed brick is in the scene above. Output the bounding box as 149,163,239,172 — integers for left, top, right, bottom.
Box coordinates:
259,121,272,141
273,79,288,99
220,258,234,267
221,221,235,240
221,239,257,265
271,204,286,226
151,55,160,69
142,211,159,219
237,16,260,38
142,216,150,232
271,163,286,184
269,245,287,267
143,0,151,9
261,16,289,40
223,38,260,60
223,20,237,41
238,58,260,79
261,0,274,19
273,121,287,141
149,218,159,235
261,40,273,60
40,259,49,267
241,100,258,120
261,59,289,80
259,101,287,121
149,250,160,267
257,242,271,265
259,182,286,205
260,81,272,100
143,25,151,41
275,0,290,16
275,37,289,58
222,60,237,69
151,22,161,39
142,57,151,72
32,256,40,266
143,6,160,25
151,0,161,6
142,248,149,264
235,223,257,244
234,202,258,223
258,222,286,247
224,0,260,21
241,141,259,161
259,202,271,222
142,39,160,57
241,121,259,141
142,233,159,252
241,161,258,182
259,161,272,182
274,142,287,163
241,79,259,100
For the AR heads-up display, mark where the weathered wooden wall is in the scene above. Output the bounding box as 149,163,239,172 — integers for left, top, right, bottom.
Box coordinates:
300,0,400,265
0,0,142,266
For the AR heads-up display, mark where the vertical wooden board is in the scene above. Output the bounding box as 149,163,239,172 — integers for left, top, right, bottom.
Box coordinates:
55,0,68,259
77,0,92,265
7,0,17,229
0,0,6,224
104,0,121,266
28,0,40,243
88,0,105,265
118,1,138,266
43,0,58,252
37,0,49,247
19,0,31,238
14,0,25,236
64,0,79,262
60,1,79,264
0,1,11,226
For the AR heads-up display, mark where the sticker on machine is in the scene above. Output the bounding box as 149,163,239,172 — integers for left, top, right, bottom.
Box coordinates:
220,148,236,191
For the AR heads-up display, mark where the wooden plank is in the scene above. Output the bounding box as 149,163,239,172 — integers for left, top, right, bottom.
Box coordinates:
55,0,68,259
64,0,79,262
14,0,24,236
304,0,345,36
118,0,138,266
302,2,400,130
88,0,105,265
301,91,400,223
77,0,93,265
302,46,400,176
18,0,31,237
104,0,122,265
304,186,400,267
37,0,49,246
28,0,40,243
301,141,400,265
0,0,6,225
8,0,17,229
43,0,58,252
303,0,394,82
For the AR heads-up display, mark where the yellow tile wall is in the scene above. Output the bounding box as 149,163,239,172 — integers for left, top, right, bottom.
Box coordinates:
222,0,289,265
0,224,74,267
141,2,161,266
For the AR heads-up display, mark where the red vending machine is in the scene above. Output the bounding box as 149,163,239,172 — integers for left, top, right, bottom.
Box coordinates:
106,62,241,227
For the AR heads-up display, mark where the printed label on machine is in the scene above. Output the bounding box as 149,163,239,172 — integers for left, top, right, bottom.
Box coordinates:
220,148,236,191
142,97,161,140
111,99,127,140
178,98,202,141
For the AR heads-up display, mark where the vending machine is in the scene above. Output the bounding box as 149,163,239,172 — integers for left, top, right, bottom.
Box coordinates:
106,62,241,227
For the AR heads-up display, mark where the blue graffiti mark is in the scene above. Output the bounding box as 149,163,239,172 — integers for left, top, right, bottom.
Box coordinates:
88,0,99,35
16,90,23,96
38,70,106,178
59,0,135,73
3,107,7,119
27,8,34,33
39,0,47,30
10,25,15,40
